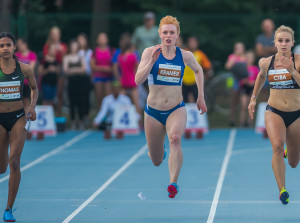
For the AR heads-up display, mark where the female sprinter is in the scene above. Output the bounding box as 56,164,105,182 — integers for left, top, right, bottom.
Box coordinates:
248,25,300,205
90,32,113,110
0,32,38,221
135,15,207,198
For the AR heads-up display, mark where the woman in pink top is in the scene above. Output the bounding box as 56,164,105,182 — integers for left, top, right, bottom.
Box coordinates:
113,33,141,119
239,50,259,127
90,32,113,109
16,38,38,116
225,42,247,126
16,38,37,69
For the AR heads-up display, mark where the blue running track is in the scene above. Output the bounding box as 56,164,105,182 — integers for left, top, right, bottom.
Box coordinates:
0,129,299,223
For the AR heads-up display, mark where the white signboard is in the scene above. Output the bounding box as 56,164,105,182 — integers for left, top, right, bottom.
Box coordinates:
112,104,139,135
28,105,56,136
185,103,209,133
255,102,267,133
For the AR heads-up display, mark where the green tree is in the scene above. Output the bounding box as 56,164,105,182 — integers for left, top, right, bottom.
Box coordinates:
0,0,12,33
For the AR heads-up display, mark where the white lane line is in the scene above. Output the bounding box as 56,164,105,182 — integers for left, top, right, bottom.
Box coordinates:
62,144,148,223
0,130,91,184
206,129,236,223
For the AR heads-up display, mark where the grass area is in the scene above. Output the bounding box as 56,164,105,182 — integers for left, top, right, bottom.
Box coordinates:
208,111,230,128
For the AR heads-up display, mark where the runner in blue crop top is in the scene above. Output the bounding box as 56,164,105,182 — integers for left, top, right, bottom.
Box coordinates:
0,32,38,222
148,46,185,86
136,15,207,199
248,25,300,205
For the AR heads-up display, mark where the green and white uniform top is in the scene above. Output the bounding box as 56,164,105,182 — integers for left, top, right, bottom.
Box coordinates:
0,61,25,102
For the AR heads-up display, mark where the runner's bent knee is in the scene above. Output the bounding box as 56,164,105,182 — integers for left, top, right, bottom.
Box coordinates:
169,133,181,146
9,156,20,171
272,141,284,155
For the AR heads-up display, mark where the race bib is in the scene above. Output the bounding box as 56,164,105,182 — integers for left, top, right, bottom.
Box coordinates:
0,81,21,100
157,64,182,83
268,69,293,86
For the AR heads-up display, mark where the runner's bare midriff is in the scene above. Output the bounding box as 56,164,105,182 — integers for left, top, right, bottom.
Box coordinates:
147,85,183,110
0,101,24,113
268,89,300,111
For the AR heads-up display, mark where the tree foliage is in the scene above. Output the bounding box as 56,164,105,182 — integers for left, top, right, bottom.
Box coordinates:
11,0,300,67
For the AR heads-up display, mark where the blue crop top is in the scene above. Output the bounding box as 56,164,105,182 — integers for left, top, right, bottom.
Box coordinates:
148,47,185,86
267,53,300,89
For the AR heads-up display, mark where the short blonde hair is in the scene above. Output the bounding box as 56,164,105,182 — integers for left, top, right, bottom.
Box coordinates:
275,25,294,41
46,26,61,44
159,15,180,35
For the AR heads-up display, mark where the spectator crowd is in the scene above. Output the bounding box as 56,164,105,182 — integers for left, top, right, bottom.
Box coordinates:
14,13,287,129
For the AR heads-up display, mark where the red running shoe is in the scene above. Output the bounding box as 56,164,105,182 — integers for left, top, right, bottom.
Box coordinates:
168,183,179,198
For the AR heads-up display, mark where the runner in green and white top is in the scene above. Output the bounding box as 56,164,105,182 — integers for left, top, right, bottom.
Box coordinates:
0,32,38,222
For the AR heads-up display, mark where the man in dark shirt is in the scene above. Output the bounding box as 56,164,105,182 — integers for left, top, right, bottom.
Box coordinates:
255,18,277,58
255,19,277,101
